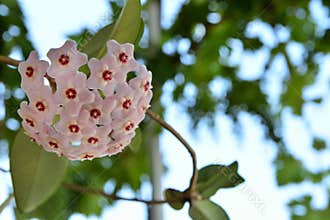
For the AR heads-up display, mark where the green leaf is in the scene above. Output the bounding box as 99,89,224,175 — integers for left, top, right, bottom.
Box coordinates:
79,0,142,60
78,24,115,59
19,187,73,220
10,129,68,213
197,161,244,198
164,188,186,210
134,19,144,45
189,200,229,220
14,208,28,220
109,0,142,44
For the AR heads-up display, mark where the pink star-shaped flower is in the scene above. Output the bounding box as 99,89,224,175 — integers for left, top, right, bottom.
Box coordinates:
136,91,153,113
40,124,70,156
67,125,112,160
47,40,87,78
81,124,112,147
107,132,136,156
83,91,117,125
111,110,144,141
55,72,95,116
23,128,43,145
66,128,111,160
26,86,59,123
87,55,126,96
129,65,153,113
18,51,49,92
129,65,153,93
112,83,143,119
106,40,138,73
54,109,94,142
18,101,44,134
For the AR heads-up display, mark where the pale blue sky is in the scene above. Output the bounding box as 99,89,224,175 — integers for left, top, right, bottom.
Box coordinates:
1,0,330,220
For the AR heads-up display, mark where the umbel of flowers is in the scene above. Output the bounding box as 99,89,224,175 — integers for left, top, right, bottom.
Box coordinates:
17,40,152,160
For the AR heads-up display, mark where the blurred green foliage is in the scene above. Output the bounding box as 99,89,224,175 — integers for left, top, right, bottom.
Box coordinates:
1,0,330,219
0,0,33,146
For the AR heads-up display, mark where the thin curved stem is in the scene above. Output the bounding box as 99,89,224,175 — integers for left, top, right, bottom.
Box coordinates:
0,194,14,214
63,183,169,205
146,110,198,195
0,55,19,66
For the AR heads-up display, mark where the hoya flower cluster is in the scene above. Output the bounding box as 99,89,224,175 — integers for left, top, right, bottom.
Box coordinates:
17,40,152,160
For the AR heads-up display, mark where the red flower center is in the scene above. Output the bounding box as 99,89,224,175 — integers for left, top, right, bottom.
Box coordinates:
88,137,98,144
58,54,70,65
143,81,150,91
125,122,134,131
90,109,101,119
25,118,35,127
122,99,132,109
65,88,77,99
49,141,59,149
102,70,113,81
68,124,80,133
35,101,46,112
83,154,94,159
25,66,34,77
119,52,128,63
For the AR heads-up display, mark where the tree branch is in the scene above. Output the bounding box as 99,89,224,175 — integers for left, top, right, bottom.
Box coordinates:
0,55,19,66
0,167,9,173
146,110,198,196
63,183,170,205
0,194,13,214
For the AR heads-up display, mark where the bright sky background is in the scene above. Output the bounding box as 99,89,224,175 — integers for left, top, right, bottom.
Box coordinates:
1,0,330,219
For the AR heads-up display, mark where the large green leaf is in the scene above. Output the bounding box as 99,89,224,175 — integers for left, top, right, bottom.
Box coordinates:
79,0,142,60
189,200,229,220
10,129,68,213
197,161,244,198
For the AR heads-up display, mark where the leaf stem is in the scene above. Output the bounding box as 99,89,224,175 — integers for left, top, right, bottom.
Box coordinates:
63,183,169,205
146,110,198,197
0,55,19,66
0,194,14,214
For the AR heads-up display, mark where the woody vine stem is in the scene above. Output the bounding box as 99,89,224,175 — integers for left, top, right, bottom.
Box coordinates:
0,55,199,205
